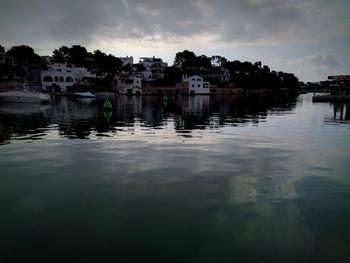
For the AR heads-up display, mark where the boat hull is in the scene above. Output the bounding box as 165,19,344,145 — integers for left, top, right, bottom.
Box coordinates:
74,92,96,98
0,91,51,103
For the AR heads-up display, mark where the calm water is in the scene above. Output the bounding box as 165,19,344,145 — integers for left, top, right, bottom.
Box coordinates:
0,94,350,263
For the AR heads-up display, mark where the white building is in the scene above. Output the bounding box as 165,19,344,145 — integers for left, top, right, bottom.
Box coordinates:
41,63,96,92
114,73,142,95
209,67,231,82
183,75,210,95
120,56,134,66
139,57,168,81
220,69,231,82
0,53,15,66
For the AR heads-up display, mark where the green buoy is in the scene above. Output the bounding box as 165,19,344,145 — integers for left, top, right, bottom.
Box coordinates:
103,111,112,121
162,95,168,101
103,99,112,110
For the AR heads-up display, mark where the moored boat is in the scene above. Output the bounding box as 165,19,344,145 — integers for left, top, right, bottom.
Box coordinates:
0,88,51,103
74,92,96,98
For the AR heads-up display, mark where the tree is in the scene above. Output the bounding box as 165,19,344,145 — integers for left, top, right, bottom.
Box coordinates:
67,45,92,67
280,72,299,90
52,48,66,63
93,50,122,73
163,66,182,85
254,61,262,68
196,55,212,72
262,65,270,74
173,50,197,72
0,44,4,53
6,45,46,67
52,45,93,68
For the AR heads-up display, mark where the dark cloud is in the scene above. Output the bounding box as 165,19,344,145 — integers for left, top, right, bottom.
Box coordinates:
1,0,349,82
1,0,349,47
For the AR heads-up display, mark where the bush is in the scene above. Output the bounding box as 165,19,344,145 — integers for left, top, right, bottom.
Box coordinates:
52,83,61,92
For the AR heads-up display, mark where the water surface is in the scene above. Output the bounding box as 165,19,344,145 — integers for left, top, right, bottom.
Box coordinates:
0,94,350,263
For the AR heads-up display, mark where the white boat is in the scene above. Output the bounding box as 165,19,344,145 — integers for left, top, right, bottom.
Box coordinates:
0,89,51,103
74,92,96,98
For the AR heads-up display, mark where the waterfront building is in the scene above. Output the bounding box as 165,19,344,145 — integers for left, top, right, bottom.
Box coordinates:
113,72,142,95
182,75,210,95
328,75,350,81
207,67,231,83
41,63,96,92
139,57,168,81
220,69,231,82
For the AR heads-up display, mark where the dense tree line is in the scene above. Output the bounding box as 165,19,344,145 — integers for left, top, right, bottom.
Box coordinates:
0,45,47,82
1,44,299,91
0,44,123,84
52,45,122,75
172,50,299,91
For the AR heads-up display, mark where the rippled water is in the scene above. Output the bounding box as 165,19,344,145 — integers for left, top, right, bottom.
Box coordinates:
0,93,350,263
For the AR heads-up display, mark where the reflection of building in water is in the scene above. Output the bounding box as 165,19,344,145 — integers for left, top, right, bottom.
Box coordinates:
52,97,98,138
333,103,350,120
140,97,165,127
175,96,211,130
113,96,143,125
184,96,210,114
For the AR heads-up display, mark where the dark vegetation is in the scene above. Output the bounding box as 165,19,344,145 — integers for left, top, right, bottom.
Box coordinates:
1,44,300,91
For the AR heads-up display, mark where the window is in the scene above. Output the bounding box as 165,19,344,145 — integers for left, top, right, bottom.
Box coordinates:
54,76,59,82
60,76,64,82
198,84,200,87
57,69,62,72
67,70,71,73
66,77,74,82
43,76,53,82
197,78,201,81
191,78,195,81
192,84,194,87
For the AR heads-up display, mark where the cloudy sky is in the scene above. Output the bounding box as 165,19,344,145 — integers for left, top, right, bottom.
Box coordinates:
1,0,349,82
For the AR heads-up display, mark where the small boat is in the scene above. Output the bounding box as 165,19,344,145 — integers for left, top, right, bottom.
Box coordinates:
74,92,96,98
0,88,51,103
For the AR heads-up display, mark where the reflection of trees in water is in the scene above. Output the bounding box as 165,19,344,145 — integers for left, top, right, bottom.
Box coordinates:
0,94,298,140
53,97,98,139
0,105,51,143
134,95,297,130
176,95,297,130
95,96,143,133
140,96,165,128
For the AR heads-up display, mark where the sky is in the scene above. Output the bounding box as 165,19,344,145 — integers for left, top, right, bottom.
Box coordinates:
1,0,349,82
